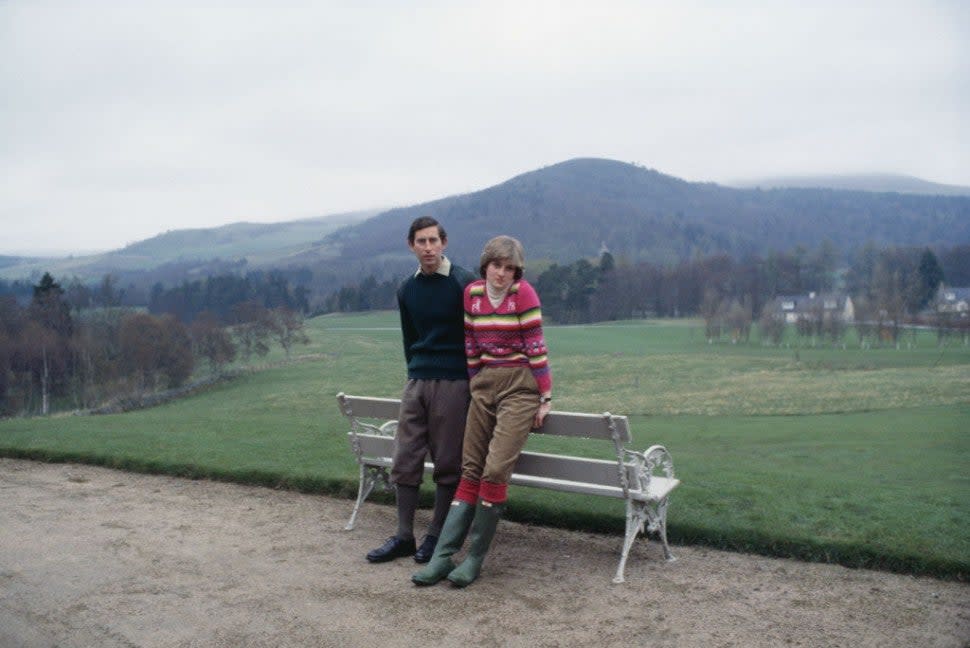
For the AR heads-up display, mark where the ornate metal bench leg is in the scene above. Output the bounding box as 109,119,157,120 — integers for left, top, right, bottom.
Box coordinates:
657,498,676,562
613,499,645,584
345,465,377,531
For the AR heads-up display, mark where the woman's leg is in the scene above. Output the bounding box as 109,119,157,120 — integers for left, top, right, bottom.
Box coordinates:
481,371,538,487
460,374,495,483
449,369,538,587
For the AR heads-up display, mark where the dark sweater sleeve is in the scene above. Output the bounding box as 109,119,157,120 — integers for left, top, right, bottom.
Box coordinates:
397,283,416,365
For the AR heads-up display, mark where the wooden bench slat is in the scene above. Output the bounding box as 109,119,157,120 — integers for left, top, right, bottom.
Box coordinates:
509,473,627,498
512,451,636,488
342,394,632,443
350,435,632,490
534,411,631,443
351,434,395,459
338,394,402,421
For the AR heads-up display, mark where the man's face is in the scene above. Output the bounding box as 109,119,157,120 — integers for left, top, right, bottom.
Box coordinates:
408,225,446,274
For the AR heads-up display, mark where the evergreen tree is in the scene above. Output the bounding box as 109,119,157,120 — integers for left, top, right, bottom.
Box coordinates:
916,248,944,309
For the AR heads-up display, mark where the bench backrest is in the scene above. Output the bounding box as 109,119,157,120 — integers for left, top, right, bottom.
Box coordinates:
337,392,680,501
336,392,631,443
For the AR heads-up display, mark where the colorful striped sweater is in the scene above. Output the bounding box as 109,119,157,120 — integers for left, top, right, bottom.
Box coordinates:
463,279,552,394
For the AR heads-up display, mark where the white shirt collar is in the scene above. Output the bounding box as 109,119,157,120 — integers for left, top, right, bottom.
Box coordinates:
415,255,452,277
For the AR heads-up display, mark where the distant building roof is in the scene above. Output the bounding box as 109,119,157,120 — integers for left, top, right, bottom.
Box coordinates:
939,287,970,302
773,293,850,312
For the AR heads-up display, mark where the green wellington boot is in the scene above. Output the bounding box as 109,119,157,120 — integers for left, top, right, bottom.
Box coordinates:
446,500,504,588
411,501,476,586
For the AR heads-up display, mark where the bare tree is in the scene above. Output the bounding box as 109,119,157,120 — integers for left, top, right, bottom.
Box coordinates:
157,314,194,387
724,298,753,343
700,288,722,343
270,307,309,359
119,312,194,391
758,308,786,346
231,301,272,362
190,311,237,373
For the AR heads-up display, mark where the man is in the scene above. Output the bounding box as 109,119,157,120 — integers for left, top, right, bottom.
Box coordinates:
366,216,476,564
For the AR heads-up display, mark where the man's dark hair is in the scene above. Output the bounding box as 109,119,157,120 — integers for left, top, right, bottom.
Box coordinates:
408,216,446,244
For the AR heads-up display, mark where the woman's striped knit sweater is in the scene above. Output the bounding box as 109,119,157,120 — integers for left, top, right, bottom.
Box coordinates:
463,279,552,394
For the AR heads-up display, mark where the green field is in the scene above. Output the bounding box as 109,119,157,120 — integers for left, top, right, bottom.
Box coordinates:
2,312,968,580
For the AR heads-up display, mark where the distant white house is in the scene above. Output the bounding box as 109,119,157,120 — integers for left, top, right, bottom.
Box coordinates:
771,292,855,324
935,285,970,318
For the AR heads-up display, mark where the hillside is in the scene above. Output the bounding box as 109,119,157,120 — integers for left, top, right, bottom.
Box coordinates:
0,210,376,281
289,158,970,284
731,173,970,196
5,159,969,294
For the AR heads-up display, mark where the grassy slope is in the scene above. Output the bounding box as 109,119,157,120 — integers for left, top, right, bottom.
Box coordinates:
0,211,374,280
1,312,968,579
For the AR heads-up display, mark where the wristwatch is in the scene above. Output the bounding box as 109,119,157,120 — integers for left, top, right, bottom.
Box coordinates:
539,396,552,404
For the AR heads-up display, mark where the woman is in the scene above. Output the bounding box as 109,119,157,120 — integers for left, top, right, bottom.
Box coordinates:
413,235,552,587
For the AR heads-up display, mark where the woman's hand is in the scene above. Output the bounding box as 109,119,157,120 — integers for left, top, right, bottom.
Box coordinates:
533,400,552,428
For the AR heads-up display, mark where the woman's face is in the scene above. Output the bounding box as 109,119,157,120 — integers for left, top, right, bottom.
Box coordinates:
485,258,517,292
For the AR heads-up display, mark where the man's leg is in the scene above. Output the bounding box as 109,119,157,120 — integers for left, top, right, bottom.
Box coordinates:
366,380,427,563
429,484,456,537
396,484,420,540
424,379,470,543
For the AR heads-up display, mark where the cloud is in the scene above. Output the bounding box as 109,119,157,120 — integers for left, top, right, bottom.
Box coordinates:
1,1,967,254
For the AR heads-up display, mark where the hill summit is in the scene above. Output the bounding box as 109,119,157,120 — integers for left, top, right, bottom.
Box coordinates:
3,158,968,292
294,158,970,282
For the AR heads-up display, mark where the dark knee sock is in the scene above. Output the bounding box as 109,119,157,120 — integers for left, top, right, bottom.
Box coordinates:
428,484,457,536
396,484,419,540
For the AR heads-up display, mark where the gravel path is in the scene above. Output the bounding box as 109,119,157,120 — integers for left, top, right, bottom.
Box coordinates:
1,458,967,647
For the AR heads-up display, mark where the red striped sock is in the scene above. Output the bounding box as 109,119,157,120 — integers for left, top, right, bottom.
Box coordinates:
479,480,508,504
454,477,480,505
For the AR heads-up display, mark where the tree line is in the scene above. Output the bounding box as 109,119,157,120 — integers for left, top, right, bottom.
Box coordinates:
578,246,935,319
322,242,969,344
536,244,959,346
2,241,966,415
0,273,309,417
148,270,310,323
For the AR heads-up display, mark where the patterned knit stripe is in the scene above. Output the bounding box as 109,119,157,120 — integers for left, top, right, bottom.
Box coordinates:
518,306,542,327
464,324,532,352
467,282,522,298
463,312,522,329
479,352,530,364
467,282,521,295
526,353,549,367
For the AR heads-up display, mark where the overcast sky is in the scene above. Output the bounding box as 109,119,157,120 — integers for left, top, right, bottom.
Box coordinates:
2,1,968,255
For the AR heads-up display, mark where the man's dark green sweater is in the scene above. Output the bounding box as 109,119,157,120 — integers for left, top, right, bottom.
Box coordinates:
397,257,476,380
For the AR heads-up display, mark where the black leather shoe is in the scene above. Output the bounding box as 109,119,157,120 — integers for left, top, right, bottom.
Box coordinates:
413,534,438,564
366,536,416,563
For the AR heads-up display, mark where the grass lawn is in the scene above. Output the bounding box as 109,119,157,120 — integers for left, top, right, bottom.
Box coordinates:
2,312,968,579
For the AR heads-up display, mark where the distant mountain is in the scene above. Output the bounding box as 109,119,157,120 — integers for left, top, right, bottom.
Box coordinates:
730,173,970,196
289,159,970,286
0,210,377,281
4,160,969,300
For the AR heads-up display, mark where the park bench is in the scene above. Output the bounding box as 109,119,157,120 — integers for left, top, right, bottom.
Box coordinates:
335,392,680,584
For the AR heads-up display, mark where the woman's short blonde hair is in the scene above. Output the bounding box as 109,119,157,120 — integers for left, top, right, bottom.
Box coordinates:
479,235,525,280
